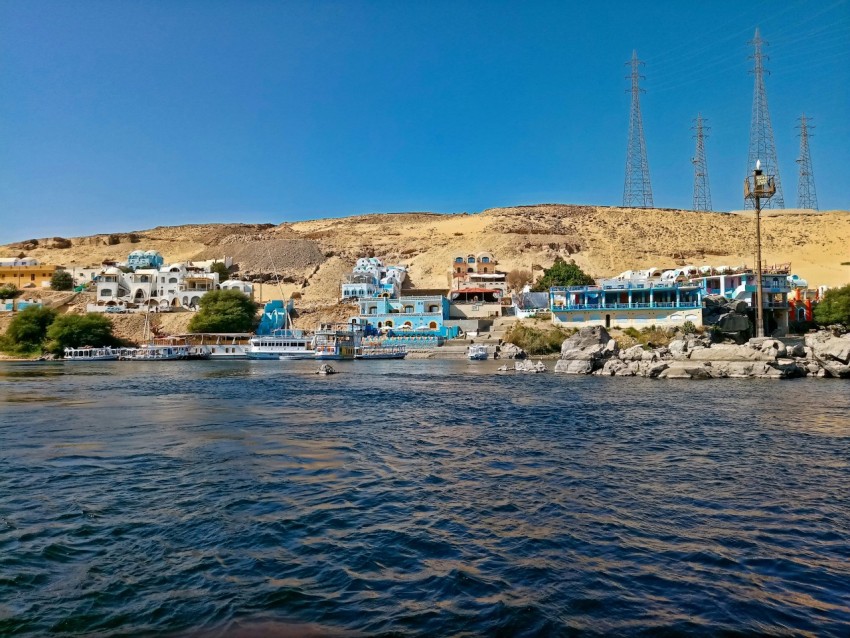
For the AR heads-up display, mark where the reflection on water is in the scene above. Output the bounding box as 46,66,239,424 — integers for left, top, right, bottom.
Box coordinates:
1,360,849,636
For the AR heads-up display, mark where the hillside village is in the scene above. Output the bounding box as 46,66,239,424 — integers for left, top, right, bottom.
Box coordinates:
2,204,849,347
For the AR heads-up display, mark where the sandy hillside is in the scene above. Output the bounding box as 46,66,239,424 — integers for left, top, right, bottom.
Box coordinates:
4,205,849,310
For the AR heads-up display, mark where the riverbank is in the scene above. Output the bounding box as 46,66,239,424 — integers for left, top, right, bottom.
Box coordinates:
554,326,850,379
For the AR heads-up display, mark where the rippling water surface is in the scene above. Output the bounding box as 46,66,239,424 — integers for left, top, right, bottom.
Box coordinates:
1,360,849,636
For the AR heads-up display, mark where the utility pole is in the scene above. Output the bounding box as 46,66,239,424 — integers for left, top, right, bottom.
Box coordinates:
796,114,818,210
744,160,777,338
746,29,784,209
691,113,712,211
623,50,653,208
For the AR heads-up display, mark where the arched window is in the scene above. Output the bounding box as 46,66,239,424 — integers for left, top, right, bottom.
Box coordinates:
429,321,438,329
384,320,393,328
467,256,475,263
403,305,414,313
169,277,178,284
483,267,488,273
480,256,490,263
428,305,439,313
454,257,463,263
467,267,473,273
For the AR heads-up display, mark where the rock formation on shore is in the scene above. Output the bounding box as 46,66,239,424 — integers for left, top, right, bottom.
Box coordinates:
554,326,850,379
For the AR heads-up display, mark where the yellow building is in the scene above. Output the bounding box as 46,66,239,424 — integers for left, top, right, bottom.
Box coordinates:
0,258,59,289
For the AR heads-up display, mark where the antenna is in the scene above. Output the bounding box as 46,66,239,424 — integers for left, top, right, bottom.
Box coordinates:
745,28,784,209
623,50,654,208
691,113,712,211
796,114,818,210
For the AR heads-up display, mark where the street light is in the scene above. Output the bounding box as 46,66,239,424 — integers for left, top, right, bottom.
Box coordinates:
744,160,776,338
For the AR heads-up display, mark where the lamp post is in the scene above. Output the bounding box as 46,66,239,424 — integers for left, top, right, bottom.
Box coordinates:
744,160,776,338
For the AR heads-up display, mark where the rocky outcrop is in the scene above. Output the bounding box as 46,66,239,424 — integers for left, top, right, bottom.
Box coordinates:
554,328,849,380
497,343,527,359
702,295,752,341
805,332,850,378
554,327,617,375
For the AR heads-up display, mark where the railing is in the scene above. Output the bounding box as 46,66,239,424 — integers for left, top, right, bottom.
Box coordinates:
551,301,702,311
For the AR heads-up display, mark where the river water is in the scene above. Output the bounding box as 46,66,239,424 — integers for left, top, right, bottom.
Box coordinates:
1,360,849,637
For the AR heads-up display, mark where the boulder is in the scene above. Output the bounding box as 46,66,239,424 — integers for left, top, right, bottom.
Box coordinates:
668,339,689,358
704,294,729,308
689,343,775,362
646,361,669,378
554,358,595,374
805,332,850,378
717,312,751,333
556,326,616,374
560,326,612,353
660,362,712,379
498,343,527,360
622,345,645,361
601,359,627,376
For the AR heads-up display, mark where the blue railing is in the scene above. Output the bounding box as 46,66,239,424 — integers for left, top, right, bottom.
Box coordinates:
550,301,702,312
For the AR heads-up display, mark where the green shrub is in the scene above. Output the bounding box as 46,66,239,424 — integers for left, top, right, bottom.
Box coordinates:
0,284,18,299
531,257,594,291
503,323,575,355
46,313,118,355
814,284,850,327
1,306,57,355
188,289,257,333
50,270,74,291
209,262,231,282
680,320,698,335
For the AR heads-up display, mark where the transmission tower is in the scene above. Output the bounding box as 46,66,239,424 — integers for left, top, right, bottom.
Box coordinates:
746,28,784,209
623,50,653,208
691,113,712,211
796,114,818,210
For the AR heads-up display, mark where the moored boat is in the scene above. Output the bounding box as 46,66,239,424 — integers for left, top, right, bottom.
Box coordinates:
63,346,120,361
314,324,360,360
355,344,407,360
120,344,192,361
468,344,489,360
246,330,315,360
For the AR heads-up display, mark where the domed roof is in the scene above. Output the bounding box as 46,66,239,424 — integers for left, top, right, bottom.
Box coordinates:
104,266,121,275
129,250,144,256
144,250,161,256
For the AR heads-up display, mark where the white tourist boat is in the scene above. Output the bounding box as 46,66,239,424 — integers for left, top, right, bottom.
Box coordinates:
63,346,120,361
246,331,315,360
120,344,192,361
355,344,407,360
314,325,359,360
468,344,489,360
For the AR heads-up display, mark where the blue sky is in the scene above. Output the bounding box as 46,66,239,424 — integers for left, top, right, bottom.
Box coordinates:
1,0,848,242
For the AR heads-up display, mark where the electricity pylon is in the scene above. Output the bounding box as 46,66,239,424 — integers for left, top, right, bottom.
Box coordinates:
623,50,653,208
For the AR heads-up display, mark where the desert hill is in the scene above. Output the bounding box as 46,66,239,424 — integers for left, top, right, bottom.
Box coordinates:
5,205,850,308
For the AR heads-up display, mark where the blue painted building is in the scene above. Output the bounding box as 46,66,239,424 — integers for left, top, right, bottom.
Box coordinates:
352,295,460,342
256,299,296,335
550,271,703,329
127,250,164,270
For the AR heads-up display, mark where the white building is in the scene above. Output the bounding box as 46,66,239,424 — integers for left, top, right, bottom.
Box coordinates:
89,261,223,312
341,257,407,300
221,279,254,299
